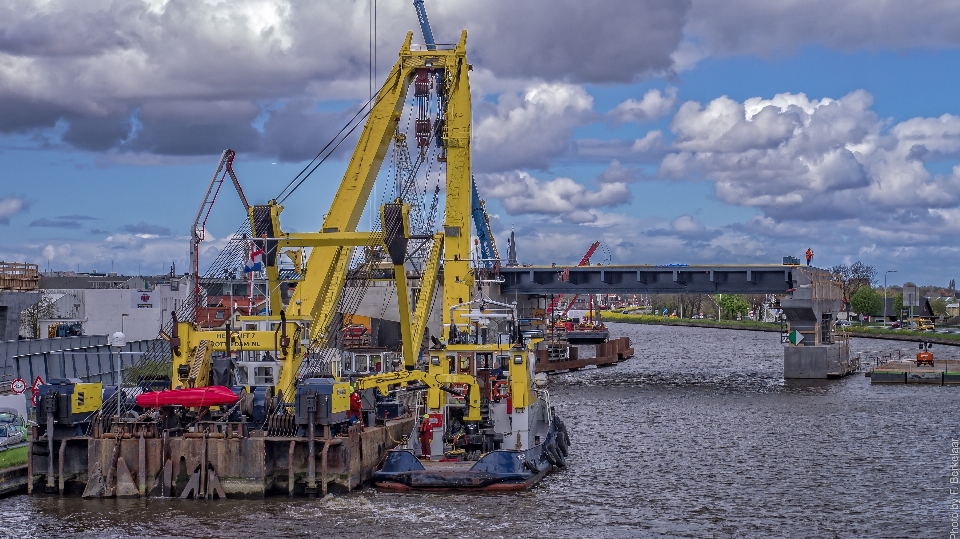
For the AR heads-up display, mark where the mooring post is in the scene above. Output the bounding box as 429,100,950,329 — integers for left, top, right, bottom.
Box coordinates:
161,429,168,497
307,421,317,494
288,440,296,497
46,409,55,492
199,430,208,499
27,439,33,495
320,441,331,496
58,439,66,495
138,431,146,497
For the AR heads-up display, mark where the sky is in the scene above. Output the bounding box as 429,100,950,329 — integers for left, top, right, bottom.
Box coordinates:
1,0,960,288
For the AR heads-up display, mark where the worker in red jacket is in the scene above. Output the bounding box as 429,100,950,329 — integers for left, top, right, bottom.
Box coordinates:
418,414,433,459
805,248,814,266
349,390,363,431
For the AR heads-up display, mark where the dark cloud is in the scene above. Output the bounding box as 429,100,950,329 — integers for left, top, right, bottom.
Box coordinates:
30,218,80,229
686,0,960,56
260,99,360,162
62,113,131,152
89,229,109,235
441,0,690,83
56,214,98,220
123,222,172,236
0,0,691,158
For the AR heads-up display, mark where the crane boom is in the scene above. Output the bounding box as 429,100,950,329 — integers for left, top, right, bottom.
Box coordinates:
412,0,436,50
471,177,499,269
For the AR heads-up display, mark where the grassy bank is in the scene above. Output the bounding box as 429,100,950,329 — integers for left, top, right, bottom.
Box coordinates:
602,312,781,332
604,312,960,345
845,325,960,343
0,445,27,469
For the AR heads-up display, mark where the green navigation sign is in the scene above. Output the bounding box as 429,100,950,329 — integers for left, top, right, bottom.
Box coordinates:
787,330,804,345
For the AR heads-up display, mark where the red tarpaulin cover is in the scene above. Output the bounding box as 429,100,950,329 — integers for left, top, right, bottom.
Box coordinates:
136,386,239,408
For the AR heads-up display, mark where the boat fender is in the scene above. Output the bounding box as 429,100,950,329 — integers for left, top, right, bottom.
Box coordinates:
548,445,566,468
557,431,569,457
543,447,558,467
523,460,540,475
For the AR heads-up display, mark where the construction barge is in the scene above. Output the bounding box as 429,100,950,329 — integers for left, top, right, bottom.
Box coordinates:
535,337,634,373
867,344,960,385
27,29,569,498
29,414,412,498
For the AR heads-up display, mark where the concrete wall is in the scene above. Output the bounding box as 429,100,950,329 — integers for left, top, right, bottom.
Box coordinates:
0,291,41,340
0,336,166,393
352,281,442,339
783,343,851,379
41,283,187,341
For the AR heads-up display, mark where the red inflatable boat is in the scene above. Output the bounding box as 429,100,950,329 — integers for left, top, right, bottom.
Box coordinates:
135,386,239,408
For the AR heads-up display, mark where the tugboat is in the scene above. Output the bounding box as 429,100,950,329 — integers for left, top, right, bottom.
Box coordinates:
363,298,572,491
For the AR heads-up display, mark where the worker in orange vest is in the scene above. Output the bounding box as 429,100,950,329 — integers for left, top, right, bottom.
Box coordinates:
805,248,814,266
418,414,433,459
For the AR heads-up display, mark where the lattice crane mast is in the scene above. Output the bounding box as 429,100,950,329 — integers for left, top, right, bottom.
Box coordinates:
547,241,601,315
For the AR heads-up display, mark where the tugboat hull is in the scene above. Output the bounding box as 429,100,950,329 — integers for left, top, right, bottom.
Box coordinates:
372,413,570,492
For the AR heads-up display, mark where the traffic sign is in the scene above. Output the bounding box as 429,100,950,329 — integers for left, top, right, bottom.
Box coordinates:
10,378,26,394
787,330,804,345
30,376,45,408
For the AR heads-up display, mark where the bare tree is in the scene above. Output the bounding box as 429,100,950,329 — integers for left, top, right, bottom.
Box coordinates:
19,293,57,339
831,261,877,308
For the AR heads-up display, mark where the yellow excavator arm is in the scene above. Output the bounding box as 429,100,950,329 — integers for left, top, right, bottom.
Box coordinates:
354,369,481,421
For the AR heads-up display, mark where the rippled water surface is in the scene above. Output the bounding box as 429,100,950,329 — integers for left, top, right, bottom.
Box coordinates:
2,323,956,538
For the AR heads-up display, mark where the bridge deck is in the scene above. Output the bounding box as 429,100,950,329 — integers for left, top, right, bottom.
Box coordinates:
496,264,826,295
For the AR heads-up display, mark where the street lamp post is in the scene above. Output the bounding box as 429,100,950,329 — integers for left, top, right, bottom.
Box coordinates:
110,331,127,417
884,270,898,327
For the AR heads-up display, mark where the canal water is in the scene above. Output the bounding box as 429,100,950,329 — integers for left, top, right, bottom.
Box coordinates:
1,323,954,538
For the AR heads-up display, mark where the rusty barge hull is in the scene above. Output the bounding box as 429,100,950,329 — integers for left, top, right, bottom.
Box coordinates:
28,418,413,498
536,337,633,373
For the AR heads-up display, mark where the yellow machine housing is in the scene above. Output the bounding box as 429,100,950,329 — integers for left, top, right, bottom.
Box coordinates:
72,382,103,414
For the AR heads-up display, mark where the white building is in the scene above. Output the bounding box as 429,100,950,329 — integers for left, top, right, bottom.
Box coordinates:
35,272,189,341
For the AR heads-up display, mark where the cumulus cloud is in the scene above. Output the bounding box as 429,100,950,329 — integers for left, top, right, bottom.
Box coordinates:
473,84,594,171
30,218,80,229
656,90,960,222
0,196,27,225
631,130,665,154
597,160,640,184
475,170,630,223
2,233,191,276
123,221,172,236
686,0,960,56
609,87,677,124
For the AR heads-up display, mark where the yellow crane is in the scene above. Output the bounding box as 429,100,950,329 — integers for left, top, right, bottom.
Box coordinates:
167,31,472,405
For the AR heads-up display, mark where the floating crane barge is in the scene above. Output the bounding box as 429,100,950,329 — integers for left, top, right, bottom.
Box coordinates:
28,28,568,498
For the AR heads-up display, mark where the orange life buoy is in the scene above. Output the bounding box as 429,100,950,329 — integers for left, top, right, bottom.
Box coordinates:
491,380,509,400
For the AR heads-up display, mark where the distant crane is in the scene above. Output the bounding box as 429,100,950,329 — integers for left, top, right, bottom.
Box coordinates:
547,241,601,315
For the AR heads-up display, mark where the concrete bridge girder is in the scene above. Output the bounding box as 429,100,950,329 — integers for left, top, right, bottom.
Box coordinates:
497,265,808,295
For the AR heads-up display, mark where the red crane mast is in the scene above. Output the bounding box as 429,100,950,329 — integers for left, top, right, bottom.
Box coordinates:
546,241,601,315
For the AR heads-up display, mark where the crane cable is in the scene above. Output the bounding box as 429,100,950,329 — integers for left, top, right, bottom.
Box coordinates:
275,76,392,204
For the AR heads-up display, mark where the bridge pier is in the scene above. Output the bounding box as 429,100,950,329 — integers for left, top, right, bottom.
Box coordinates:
779,271,855,379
